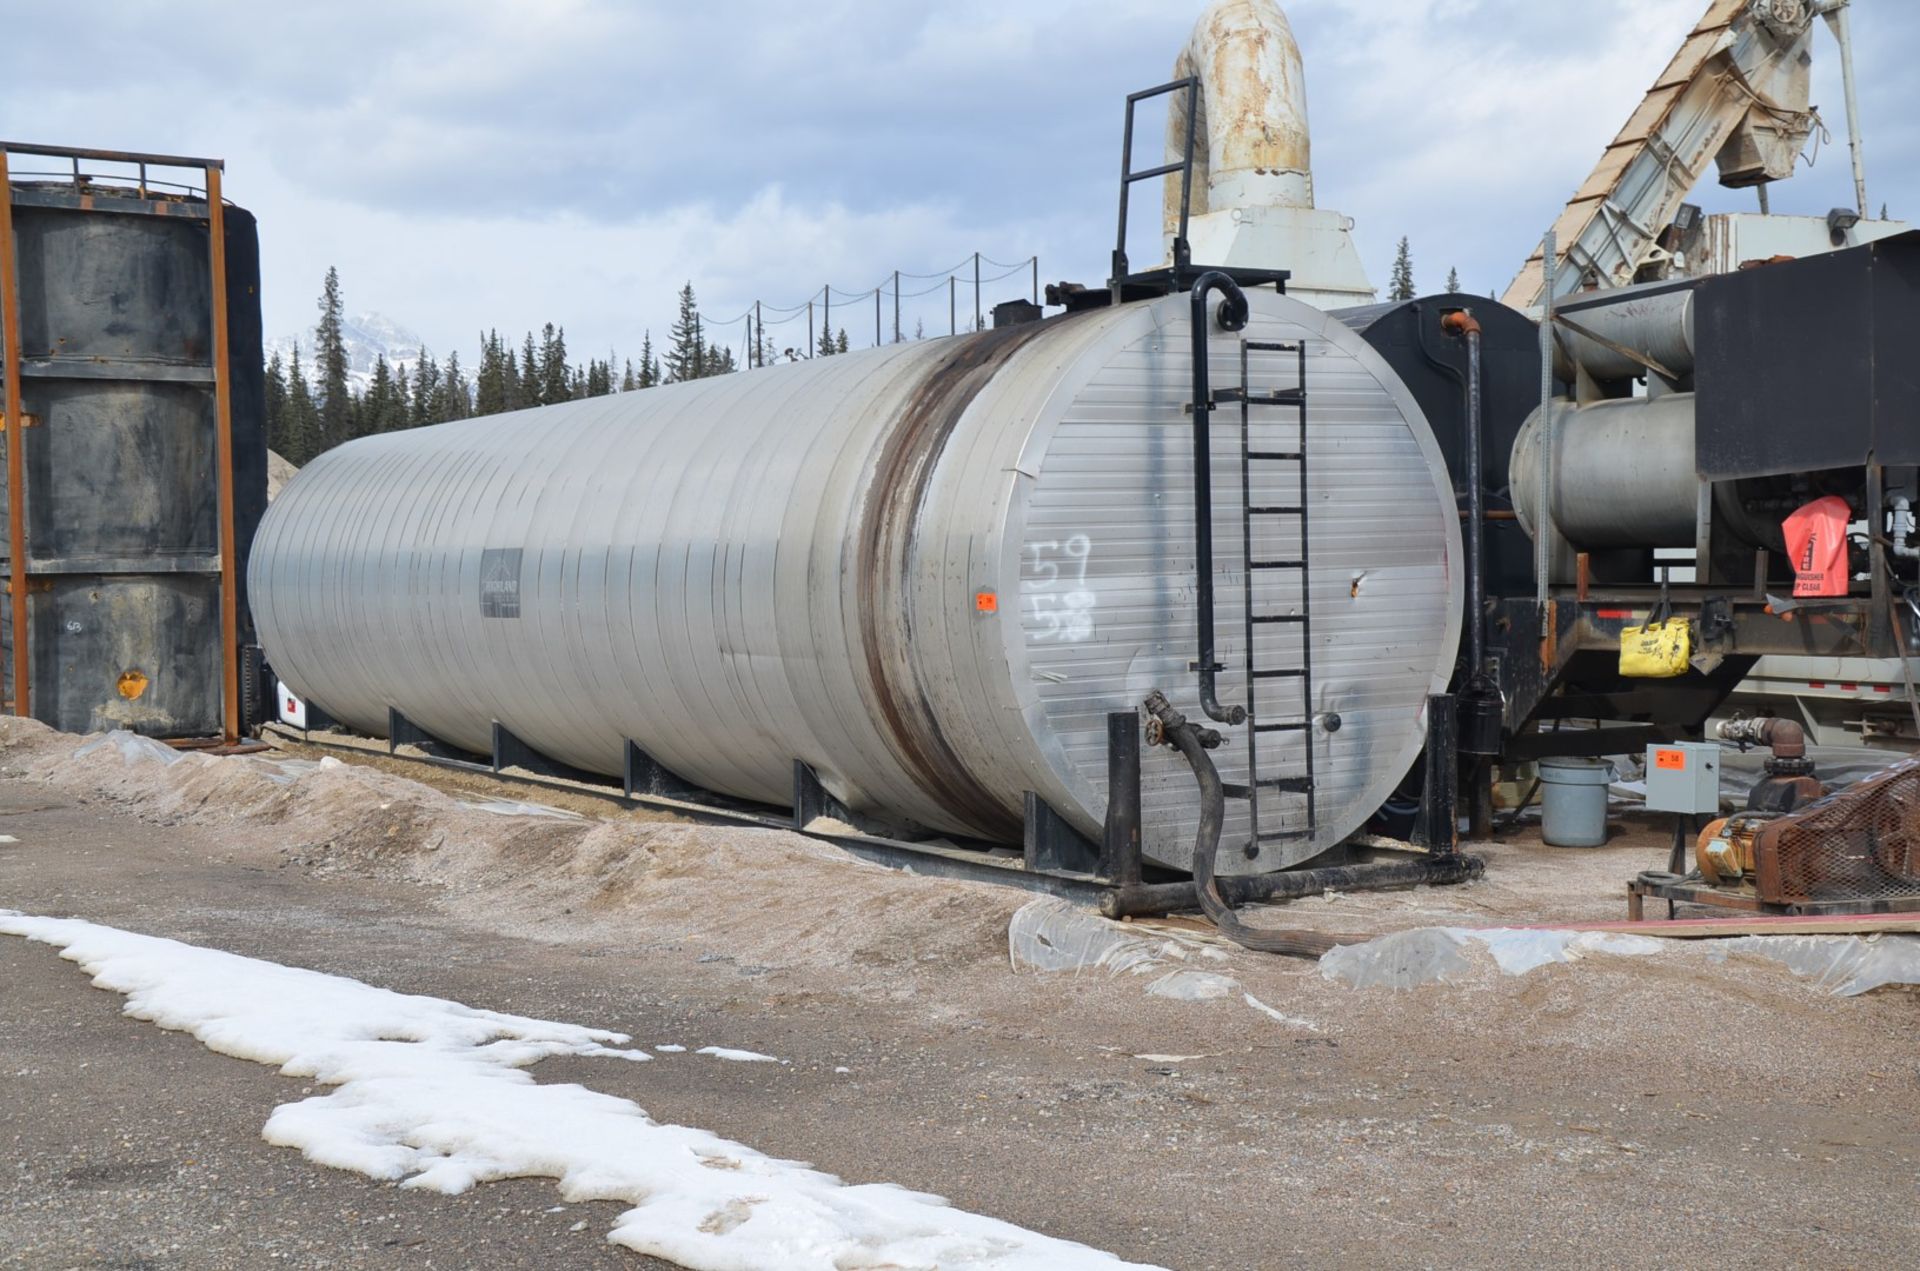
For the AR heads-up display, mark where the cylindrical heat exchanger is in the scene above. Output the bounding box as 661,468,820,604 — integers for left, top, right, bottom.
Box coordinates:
250,290,1462,875
1510,393,1702,548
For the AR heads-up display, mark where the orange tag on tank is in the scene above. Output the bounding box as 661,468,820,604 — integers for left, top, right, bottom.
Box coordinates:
1655,749,1687,771
974,591,998,614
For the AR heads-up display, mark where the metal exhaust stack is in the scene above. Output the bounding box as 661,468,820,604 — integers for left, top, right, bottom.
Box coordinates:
1163,0,1375,308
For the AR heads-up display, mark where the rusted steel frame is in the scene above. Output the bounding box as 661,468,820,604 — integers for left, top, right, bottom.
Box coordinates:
0,152,29,715
206,166,241,742
7,187,213,219
0,141,224,171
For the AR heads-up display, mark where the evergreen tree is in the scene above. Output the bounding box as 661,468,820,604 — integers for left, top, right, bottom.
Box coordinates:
914,318,925,341
621,359,637,393
286,343,320,465
835,329,850,355
315,267,352,450
666,284,707,382
1389,237,1416,302
1446,266,1461,293
637,332,660,388
815,322,837,358
392,360,412,430
474,331,509,416
504,348,523,411
540,324,571,405
443,350,471,420
704,344,736,376
412,353,442,427
362,354,396,437
264,351,290,457
519,332,540,406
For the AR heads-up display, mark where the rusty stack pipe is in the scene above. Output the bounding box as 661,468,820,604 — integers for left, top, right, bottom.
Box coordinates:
1717,716,1806,760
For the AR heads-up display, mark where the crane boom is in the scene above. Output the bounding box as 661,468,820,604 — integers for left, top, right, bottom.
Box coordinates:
1505,0,1830,309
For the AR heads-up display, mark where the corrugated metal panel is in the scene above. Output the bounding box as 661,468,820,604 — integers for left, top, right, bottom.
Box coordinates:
252,290,1460,874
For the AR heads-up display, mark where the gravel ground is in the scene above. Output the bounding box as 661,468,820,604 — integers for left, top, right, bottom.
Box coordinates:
2,721,1917,1269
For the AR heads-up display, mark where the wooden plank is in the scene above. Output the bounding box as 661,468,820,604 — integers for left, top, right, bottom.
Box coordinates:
0,151,29,719
1504,913,1920,940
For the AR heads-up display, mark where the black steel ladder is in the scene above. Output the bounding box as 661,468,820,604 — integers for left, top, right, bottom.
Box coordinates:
1224,339,1317,855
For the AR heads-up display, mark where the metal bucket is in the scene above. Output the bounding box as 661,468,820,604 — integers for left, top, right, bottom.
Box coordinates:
1540,757,1612,848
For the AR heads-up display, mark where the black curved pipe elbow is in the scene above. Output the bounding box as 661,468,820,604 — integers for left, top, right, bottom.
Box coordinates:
1189,271,1250,727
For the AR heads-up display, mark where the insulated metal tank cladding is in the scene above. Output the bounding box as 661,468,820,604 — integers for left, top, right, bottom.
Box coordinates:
1511,393,1700,547
251,290,1463,875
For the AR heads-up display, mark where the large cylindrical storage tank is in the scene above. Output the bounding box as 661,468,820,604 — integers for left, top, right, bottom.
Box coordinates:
1,167,269,737
252,290,1462,874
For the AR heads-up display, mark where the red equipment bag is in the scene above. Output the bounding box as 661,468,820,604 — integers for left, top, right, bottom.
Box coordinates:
1782,495,1852,598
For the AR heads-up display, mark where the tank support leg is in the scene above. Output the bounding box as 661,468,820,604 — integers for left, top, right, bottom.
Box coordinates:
623,740,704,803
792,760,893,837
1099,710,1143,886
1023,792,1100,874
1411,694,1460,854
491,723,596,784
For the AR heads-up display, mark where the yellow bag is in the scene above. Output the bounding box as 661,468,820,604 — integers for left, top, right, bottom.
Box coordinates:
1619,616,1692,678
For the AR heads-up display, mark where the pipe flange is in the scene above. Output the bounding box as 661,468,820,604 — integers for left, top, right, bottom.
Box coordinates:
1764,756,1816,778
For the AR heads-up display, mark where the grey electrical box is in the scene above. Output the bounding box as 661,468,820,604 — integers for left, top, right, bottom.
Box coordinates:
1644,743,1721,815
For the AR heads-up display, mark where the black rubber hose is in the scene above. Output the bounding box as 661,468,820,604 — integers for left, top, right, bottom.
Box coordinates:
1145,691,1360,959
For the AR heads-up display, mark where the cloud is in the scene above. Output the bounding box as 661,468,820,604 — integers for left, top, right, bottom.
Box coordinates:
4,0,1912,365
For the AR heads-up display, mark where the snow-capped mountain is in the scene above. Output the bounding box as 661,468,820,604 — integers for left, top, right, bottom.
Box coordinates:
266,312,431,394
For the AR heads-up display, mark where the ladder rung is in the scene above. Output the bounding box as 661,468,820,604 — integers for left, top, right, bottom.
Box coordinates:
1255,721,1312,734
1251,668,1306,680
1256,776,1314,793
1223,777,1314,799
1246,504,1303,515
1249,559,1305,570
1214,387,1305,407
1250,614,1308,625
1125,161,1186,183
1246,451,1304,462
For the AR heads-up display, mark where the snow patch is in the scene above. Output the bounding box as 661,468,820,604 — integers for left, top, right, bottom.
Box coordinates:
0,911,1157,1270
696,1046,781,1064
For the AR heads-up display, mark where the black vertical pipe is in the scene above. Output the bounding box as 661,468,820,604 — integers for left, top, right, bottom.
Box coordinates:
1462,325,1488,679
1189,271,1250,726
1100,710,1142,886
974,252,982,333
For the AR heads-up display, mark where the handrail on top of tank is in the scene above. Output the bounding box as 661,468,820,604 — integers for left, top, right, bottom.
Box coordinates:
1,142,226,206
0,142,223,171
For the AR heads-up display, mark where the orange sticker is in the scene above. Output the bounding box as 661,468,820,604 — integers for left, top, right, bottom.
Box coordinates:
1654,749,1687,771
974,591,998,614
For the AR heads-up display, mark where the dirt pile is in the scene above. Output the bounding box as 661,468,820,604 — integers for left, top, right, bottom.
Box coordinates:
0,720,1022,983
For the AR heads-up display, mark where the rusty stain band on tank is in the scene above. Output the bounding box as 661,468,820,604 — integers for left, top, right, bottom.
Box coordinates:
856,319,1064,838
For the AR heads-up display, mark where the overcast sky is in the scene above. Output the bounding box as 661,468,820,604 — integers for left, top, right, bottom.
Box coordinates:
5,0,1912,366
